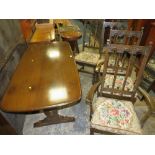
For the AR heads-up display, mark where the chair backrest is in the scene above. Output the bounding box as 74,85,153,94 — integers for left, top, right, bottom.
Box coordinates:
103,21,128,30
100,20,128,49
99,44,152,102
109,28,144,45
82,19,103,53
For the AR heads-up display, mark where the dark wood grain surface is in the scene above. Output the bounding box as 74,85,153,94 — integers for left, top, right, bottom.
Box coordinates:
60,31,82,41
30,23,55,43
0,41,81,113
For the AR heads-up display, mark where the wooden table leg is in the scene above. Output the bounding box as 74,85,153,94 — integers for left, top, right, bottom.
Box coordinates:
68,41,76,55
34,109,75,128
0,113,17,135
67,40,80,55
75,41,79,53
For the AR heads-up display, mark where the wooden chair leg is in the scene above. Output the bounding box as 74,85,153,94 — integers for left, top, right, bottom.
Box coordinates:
75,41,79,53
92,68,97,84
90,128,94,135
92,73,95,84
140,111,151,128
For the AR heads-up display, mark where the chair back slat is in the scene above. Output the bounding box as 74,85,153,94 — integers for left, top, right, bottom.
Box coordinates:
100,47,110,95
93,23,99,47
120,52,135,96
82,21,87,51
111,53,122,94
82,20,103,53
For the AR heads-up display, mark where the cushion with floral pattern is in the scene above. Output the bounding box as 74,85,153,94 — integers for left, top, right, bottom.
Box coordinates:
104,74,134,91
99,59,126,74
75,52,100,65
91,97,142,134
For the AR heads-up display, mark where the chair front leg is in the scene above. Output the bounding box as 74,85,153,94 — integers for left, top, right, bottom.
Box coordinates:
140,111,151,128
92,67,98,84
90,104,94,135
90,128,94,135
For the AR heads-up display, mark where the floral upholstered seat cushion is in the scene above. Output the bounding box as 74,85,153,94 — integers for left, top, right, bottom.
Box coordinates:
75,52,100,65
101,74,134,92
91,97,142,134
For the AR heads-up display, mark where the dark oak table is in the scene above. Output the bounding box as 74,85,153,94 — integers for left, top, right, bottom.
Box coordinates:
54,19,82,54
0,42,81,127
30,23,55,43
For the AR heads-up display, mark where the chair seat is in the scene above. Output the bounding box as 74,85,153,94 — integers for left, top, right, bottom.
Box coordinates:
91,97,142,134
75,52,100,65
101,74,134,93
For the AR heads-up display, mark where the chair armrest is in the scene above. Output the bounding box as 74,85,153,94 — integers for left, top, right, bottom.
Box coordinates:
95,60,104,72
86,81,101,105
138,87,155,112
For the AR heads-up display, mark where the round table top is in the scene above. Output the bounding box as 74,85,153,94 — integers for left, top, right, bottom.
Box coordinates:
60,31,82,41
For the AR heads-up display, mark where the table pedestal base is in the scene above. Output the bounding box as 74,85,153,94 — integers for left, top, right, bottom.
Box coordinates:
34,110,75,127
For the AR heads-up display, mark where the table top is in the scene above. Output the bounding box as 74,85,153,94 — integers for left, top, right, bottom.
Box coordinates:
0,42,81,113
60,30,82,41
30,23,55,43
53,19,82,41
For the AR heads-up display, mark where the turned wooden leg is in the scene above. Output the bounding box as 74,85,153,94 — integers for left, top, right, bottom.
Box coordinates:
140,111,151,128
34,109,75,128
92,73,95,84
75,41,79,53
90,128,94,135
92,67,97,84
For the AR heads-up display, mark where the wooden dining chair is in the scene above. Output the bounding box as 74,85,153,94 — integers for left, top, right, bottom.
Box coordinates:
75,19,104,83
95,25,144,80
86,44,152,134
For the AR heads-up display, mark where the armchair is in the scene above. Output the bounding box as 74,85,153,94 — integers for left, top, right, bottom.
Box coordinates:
86,44,152,135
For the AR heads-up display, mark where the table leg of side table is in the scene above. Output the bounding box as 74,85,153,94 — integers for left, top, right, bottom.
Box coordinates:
75,41,79,53
33,110,75,128
68,41,79,55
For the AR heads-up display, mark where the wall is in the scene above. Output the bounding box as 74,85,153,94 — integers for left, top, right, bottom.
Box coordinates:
0,19,27,134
